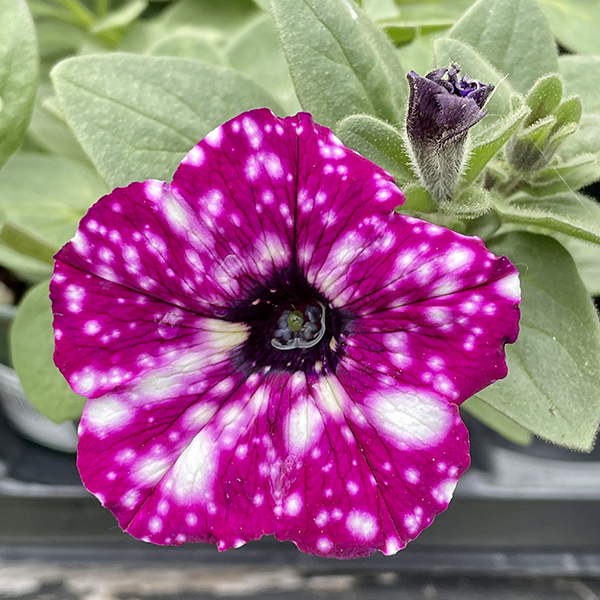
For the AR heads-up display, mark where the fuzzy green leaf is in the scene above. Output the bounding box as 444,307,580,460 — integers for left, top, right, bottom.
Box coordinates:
524,74,562,127
519,154,600,197
0,154,107,254
562,237,600,297
226,14,300,114
336,114,414,184
399,183,438,213
0,0,39,169
481,232,600,450
26,84,92,166
462,103,530,187
493,191,600,245
554,97,583,130
462,396,533,446
148,28,226,66
447,0,558,95
51,53,283,188
271,0,407,129
440,187,492,219
560,55,600,115
538,0,600,55
11,281,87,423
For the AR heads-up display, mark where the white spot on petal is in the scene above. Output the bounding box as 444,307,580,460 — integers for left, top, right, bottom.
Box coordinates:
365,389,453,449
495,272,521,301
284,493,303,517
346,510,378,541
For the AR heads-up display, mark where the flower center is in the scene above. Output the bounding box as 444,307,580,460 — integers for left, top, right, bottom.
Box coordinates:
223,264,351,375
271,301,327,350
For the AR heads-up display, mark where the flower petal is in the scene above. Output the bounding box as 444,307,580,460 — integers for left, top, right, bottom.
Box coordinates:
52,108,519,560
291,113,405,290
51,261,248,399
77,367,468,558
55,109,300,318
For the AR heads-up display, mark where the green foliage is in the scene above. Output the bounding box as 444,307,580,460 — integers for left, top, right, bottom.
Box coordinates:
523,74,563,127
461,396,533,446
538,0,600,55
399,183,438,213
336,114,415,184
26,83,93,166
0,0,597,447
493,191,600,245
11,280,87,423
52,53,283,188
271,0,407,129
480,232,600,450
447,0,558,94
461,104,530,188
560,55,600,115
0,154,107,256
147,29,226,66
439,187,492,219
0,0,39,170
226,14,300,114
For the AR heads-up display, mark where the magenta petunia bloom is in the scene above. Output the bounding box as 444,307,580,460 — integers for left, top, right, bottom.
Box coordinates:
50,108,520,559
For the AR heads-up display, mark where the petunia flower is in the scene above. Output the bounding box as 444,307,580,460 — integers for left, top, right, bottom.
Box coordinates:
406,65,494,201
50,108,520,559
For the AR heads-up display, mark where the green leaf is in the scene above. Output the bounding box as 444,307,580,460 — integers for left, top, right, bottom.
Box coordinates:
383,22,452,48
396,32,436,76
392,0,475,23
432,38,515,124
11,280,87,423
0,153,107,252
461,103,530,187
226,14,300,114
520,154,600,197
523,74,562,127
26,84,92,167
399,183,438,213
516,114,557,150
361,0,400,21
159,0,259,45
0,0,39,170
462,396,533,446
91,0,148,34
561,236,600,297
560,55,600,115
36,19,93,65
335,114,415,184
271,0,407,129
481,232,600,450
447,0,558,95
51,53,283,188
554,97,583,130
560,114,600,160
148,28,226,65
493,191,600,245
439,187,492,219
538,0,600,55
0,242,52,283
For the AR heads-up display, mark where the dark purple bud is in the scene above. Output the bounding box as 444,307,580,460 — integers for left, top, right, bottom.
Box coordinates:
406,65,494,200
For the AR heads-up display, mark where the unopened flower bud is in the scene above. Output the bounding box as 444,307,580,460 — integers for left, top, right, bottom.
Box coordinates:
406,65,494,201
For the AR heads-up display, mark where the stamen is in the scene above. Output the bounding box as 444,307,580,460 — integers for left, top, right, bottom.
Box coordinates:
272,301,327,350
